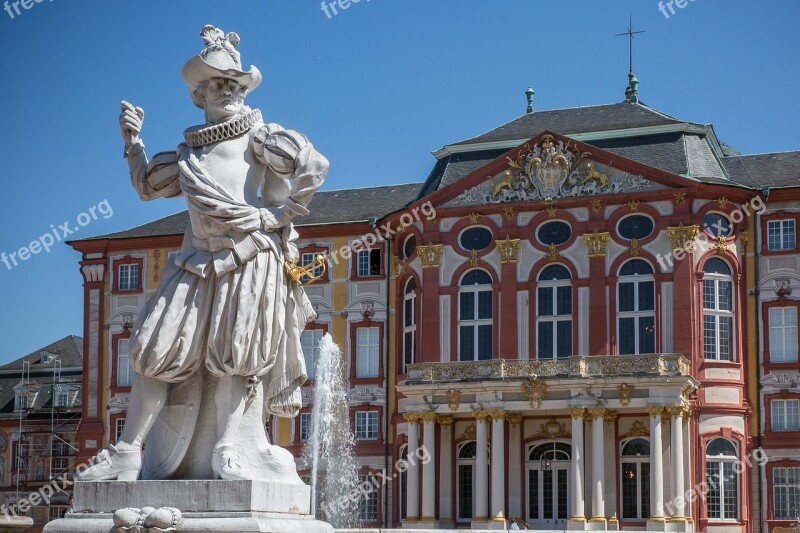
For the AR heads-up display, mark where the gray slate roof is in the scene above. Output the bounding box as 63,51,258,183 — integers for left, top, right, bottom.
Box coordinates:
453,103,685,146
73,183,424,242
0,335,83,417
721,152,800,189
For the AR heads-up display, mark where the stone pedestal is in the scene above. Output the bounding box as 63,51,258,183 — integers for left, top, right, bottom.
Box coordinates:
0,517,33,532
44,480,334,533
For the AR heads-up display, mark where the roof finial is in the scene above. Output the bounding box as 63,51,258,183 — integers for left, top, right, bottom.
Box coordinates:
525,86,535,114
615,16,646,103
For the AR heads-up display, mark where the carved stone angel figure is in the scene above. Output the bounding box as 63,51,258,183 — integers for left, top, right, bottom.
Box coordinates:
78,26,328,483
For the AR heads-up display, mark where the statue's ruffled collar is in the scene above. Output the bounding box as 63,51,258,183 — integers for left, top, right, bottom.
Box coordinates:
183,108,262,148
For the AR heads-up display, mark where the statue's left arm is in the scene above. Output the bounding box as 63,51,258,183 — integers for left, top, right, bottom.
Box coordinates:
254,124,329,224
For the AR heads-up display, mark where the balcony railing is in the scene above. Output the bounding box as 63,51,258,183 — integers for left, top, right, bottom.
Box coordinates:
405,353,690,384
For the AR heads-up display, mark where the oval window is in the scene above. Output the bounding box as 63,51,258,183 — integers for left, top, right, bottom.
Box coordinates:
403,235,417,259
537,221,572,246
703,213,732,237
618,215,654,240
459,227,493,251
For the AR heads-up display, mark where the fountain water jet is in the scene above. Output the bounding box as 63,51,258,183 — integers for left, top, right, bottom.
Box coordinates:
302,334,360,528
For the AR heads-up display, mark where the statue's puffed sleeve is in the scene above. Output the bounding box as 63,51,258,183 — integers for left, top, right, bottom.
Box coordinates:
253,124,329,216
125,140,183,201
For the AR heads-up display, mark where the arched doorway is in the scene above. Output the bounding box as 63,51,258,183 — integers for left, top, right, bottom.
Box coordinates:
526,441,571,528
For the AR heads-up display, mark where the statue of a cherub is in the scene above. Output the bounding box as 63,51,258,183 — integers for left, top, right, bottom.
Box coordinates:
79,25,328,482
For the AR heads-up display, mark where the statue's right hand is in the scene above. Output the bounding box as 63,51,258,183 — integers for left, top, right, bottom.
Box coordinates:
120,101,145,146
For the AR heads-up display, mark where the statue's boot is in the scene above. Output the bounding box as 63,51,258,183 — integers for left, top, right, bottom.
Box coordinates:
77,444,142,481
212,448,247,480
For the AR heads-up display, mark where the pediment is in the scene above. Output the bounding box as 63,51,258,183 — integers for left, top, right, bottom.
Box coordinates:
442,133,669,208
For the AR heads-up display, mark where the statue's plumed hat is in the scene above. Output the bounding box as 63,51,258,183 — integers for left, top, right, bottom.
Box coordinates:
181,25,263,109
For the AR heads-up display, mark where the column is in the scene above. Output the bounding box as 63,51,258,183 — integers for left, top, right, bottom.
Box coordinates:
569,408,586,525
682,410,692,525
475,412,490,522
420,414,437,522
404,414,420,522
589,407,606,523
669,407,685,520
489,411,507,525
647,407,666,523
507,414,523,521
438,416,454,524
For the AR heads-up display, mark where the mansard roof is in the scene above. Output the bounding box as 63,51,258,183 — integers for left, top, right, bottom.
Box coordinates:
72,183,424,243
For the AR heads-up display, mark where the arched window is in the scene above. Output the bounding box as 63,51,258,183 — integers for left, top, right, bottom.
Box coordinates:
621,438,651,520
402,279,417,373
705,438,739,520
527,442,571,525
703,258,735,361
459,270,493,361
537,265,572,360
457,441,478,521
618,260,656,355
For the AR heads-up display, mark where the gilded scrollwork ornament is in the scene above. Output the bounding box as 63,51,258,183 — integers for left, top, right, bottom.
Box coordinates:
417,244,444,269
521,378,549,408
496,237,521,264
584,230,610,258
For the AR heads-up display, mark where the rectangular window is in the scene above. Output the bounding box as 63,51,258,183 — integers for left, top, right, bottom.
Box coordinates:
51,457,69,473
355,327,380,378
770,308,798,363
771,399,800,431
299,413,311,442
118,264,139,291
354,411,379,440
53,386,71,408
117,338,134,387
115,418,126,443
357,249,381,277
773,467,800,519
301,330,324,379
356,474,378,521
768,220,796,251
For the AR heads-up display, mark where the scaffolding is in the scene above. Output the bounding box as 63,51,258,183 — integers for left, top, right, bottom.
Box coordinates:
12,355,80,519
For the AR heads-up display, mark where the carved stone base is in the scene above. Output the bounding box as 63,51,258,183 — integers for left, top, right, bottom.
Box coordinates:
44,480,333,533
43,512,334,533
0,517,34,532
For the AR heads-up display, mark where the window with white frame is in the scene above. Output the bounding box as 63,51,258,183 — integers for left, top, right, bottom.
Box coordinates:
118,263,139,291
14,390,36,412
618,260,656,355
771,399,800,431
51,457,69,473
769,307,798,362
705,439,739,520
354,411,379,440
117,338,134,387
399,445,408,520
301,329,324,379
356,474,378,521
703,259,735,361
357,249,381,277
537,265,572,359
301,252,325,283
620,438,651,520
355,327,380,378
402,279,417,373
53,386,72,408
299,413,312,442
773,467,800,519
458,270,493,361
768,220,796,251
115,418,126,443
457,441,477,520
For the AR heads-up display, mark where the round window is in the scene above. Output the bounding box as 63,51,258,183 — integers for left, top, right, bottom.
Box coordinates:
403,235,417,259
703,213,732,237
537,221,572,246
459,227,493,251
618,215,654,240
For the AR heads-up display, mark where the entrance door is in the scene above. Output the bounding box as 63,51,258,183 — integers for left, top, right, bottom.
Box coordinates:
526,441,572,529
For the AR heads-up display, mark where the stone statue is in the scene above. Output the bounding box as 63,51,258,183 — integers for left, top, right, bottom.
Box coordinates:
79,25,328,483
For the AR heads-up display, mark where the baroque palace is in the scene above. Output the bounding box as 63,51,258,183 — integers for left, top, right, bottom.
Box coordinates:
64,80,800,532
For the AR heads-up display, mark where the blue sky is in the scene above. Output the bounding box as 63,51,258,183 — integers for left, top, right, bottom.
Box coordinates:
0,0,798,363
